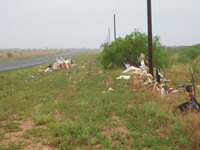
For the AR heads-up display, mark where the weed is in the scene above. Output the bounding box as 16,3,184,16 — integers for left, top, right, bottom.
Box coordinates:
1,120,22,133
33,114,56,125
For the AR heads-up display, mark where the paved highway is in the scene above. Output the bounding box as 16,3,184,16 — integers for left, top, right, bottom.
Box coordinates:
0,49,93,72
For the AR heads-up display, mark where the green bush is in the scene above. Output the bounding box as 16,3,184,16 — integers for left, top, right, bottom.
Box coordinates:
177,54,190,64
7,52,13,57
179,48,200,60
175,47,200,64
97,29,169,69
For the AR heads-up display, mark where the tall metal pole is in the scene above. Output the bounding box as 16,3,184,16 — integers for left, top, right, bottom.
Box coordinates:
191,67,196,99
114,14,116,41
147,0,154,78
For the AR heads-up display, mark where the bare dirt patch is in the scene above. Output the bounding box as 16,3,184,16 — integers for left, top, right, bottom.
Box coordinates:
54,110,65,121
34,103,43,110
102,113,131,139
106,75,114,87
101,126,132,138
10,114,19,120
0,118,52,149
159,133,169,140
70,115,79,123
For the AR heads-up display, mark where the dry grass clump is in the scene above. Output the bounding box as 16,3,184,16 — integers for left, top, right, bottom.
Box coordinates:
130,75,144,90
127,61,200,148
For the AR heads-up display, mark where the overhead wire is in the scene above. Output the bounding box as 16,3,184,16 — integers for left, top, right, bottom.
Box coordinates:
115,0,123,14
104,0,124,44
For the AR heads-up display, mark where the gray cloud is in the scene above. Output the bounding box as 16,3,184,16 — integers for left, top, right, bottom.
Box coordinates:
0,0,200,49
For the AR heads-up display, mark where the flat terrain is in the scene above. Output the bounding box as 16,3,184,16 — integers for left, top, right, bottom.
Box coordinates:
0,49,79,62
0,50,200,149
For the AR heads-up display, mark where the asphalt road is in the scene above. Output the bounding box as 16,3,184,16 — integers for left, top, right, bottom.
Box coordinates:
0,49,94,72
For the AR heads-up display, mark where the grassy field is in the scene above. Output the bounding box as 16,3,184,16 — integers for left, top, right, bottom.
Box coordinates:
0,50,200,149
0,48,81,62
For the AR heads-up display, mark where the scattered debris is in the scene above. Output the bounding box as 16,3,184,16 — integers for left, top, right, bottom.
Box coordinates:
174,87,200,114
152,82,166,95
116,53,200,115
174,67,200,114
178,84,185,88
38,57,76,72
72,71,77,74
122,55,154,87
108,87,114,91
116,75,131,80
171,90,179,93
168,88,173,92
125,58,140,68
137,53,149,67
124,82,131,85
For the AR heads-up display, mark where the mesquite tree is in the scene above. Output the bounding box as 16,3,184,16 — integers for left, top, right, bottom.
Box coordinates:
98,29,169,69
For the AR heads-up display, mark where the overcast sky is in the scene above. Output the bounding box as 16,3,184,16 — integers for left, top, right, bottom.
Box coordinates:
0,0,200,49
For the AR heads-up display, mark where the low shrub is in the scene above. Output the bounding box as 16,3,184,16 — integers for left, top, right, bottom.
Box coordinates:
7,52,13,57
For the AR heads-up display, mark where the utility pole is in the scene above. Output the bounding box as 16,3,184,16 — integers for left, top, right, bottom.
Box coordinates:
147,0,154,78
114,14,116,41
108,28,110,44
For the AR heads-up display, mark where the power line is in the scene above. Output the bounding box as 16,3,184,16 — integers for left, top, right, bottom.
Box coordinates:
115,0,123,14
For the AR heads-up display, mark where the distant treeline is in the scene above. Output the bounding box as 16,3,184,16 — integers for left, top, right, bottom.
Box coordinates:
164,44,200,63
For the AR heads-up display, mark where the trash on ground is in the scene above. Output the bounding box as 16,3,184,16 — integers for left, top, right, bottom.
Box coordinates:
137,53,149,67
116,75,131,80
39,57,76,72
152,82,167,95
174,68,200,114
72,71,77,74
174,86,200,114
124,58,140,69
171,90,179,93
168,88,173,92
118,54,200,115
178,84,185,88
124,82,131,85
122,66,139,74
122,54,153,86
108,87,114,91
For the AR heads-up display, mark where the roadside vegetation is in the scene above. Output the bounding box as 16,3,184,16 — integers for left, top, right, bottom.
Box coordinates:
98,29,170,69
0,48,81,62
0,47,200,149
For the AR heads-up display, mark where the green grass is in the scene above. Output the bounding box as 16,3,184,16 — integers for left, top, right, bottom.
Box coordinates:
0,49,199,149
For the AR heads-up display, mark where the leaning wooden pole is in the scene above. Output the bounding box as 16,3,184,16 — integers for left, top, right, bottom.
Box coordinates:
147,0,154,78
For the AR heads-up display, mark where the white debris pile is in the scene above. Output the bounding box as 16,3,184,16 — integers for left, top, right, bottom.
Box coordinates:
43,57,76,72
